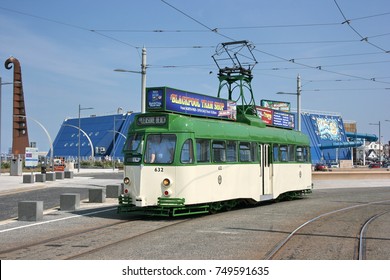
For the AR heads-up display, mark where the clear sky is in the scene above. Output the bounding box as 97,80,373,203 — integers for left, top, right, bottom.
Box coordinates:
0,0,389,153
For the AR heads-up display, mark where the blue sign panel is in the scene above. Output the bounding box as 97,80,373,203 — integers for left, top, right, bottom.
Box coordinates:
273,110,295,129
147,87,237,120
147,88,164,110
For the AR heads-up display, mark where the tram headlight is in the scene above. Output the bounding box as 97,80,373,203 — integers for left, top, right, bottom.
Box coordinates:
124,177,131,185
162,178,171,187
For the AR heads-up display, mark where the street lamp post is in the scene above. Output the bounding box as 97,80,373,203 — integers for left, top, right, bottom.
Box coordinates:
111,115,127,171
78,105,93,173
276,74,302,131
385,120,390,160
114,47,147,113
14,115,54,172
369,121,381,164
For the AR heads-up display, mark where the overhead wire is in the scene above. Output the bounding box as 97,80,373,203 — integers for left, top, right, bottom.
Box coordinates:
333,0,389,53
2,3,389,85
160,0,390,85
0,6,141,56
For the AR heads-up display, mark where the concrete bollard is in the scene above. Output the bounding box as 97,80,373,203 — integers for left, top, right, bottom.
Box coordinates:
89,188,106,203
55,171,65,180
106,184,121,198
35,173,46,182
60,193,80,211
23,174,35,184
18,201,43,221
46,172,56,181
64,171,74,179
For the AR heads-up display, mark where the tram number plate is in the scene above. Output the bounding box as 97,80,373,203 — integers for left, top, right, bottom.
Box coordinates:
154,167,164,172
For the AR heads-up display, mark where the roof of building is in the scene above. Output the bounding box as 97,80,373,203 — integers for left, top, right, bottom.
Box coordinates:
51,113,136,159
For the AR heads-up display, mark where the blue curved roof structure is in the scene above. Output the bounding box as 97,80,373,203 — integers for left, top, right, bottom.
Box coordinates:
51,113,136,160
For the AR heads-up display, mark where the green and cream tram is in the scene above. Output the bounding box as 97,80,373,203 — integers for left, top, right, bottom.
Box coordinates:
119,87,312,216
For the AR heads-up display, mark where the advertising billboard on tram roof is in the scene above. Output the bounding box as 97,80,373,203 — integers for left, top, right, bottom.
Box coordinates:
146,87,237,121
256,106,295,129
260,99,291,112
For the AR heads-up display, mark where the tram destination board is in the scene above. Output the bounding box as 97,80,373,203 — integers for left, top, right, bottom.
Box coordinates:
136,115,167,126
146,86,237,121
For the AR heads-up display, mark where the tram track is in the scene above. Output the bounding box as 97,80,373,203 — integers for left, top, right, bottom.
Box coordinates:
66,218,191,260
0,213,192,260
358,210,390,260
264,199,390,260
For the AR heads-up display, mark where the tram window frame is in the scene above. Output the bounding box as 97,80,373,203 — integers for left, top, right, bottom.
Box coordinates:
144,134,176,164
212,140,226,163
296,146,304,162
180,139,194,164
239,142,256,162
124,133,144,164
303,146,310,162
226,141,237,162
196,139,211,163
288,144,295,162
273,144,279,162
251,143,258,162
280,145,288,162
124,133,143,153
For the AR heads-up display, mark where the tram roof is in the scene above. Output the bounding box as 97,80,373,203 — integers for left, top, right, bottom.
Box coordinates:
133,113,310,146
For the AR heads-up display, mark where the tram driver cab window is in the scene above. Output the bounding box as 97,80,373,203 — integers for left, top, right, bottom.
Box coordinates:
145,134,176,164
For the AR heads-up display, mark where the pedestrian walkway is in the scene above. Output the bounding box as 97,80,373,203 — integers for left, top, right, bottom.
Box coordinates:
0,169,123,196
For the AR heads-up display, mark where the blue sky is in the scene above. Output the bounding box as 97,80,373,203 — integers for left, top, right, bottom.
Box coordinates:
0,0,389,153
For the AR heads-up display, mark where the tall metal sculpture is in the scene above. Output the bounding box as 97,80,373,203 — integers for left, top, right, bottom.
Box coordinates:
212,40,258,115
5,56,29,156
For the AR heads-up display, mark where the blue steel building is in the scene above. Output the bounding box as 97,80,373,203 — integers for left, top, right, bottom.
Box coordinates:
51,113,136,161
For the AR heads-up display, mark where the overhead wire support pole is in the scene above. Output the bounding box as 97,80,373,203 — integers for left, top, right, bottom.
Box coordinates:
141,47,147,113
297,74,301,132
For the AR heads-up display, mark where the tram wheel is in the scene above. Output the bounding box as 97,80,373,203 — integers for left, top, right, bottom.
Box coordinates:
223,200,237,211
209,202,223,214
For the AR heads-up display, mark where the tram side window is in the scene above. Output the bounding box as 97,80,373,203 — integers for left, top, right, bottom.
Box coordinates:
212,141,226,162
273,144,279,162
196,139,210,163
239,142,255,162
288,144,295,161
180,139,194,164
226,141,237,162
296,146,304,162
280,145,288,162
303,146,310,162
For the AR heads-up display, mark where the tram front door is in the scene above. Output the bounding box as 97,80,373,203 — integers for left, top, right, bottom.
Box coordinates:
259,144,272,199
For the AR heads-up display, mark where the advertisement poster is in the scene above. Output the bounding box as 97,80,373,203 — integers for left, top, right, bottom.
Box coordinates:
25,147,39,167
273,110,295,129
260,99,291,112
255,106,273,125
314,116,342,141
146,88,164,110
256,106,295,129
147,87,237,121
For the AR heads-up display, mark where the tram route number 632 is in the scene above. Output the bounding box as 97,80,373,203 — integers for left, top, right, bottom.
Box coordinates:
154,167,164,172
